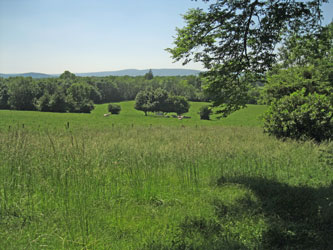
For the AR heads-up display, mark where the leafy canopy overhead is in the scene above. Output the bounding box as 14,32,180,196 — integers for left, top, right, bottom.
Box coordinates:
167,0,327,116
262,22,333,104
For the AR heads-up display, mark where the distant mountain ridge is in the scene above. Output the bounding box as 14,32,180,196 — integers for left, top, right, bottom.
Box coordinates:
0,69,201,78
0,72,56,78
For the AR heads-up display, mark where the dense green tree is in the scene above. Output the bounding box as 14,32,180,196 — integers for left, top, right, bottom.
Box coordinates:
199,105,212,120
262,22,333,141
49,89,67,112
262,22,333,104
0,79,10,109
35,92,51,112
60,70,76,80
78,100,94,113
108,103,121,114
278,22,333,68
167,0,327,116
88,85,102,104
135,89,154,116
66,82,95,113
134,88,190,116
95,80,121,103
164,95,190,115
144,69,154,80
151,88,169,112
263,89,333,141
7,77,38,110
262,65,329,104
114,78,140,100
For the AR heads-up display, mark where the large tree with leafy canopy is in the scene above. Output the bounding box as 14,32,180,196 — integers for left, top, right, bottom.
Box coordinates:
262,22,333,104
262,22,333,141
167,0,328,117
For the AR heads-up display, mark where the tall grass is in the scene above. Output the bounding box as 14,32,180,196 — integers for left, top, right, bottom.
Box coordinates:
0,125,332,249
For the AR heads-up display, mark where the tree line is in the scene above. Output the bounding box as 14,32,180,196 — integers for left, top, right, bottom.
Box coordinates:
0,71,207,113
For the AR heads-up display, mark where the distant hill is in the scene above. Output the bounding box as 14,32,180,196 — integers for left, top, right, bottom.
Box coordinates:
76,69,201,77
0,72,55,78
0,69,201,78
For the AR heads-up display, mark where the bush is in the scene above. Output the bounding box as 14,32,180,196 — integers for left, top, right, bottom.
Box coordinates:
79,100,95,113
263,89,333,142
108,103,121,114
199,105,212,120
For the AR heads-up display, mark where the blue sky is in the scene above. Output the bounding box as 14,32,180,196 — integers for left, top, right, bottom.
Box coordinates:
0,0,332,74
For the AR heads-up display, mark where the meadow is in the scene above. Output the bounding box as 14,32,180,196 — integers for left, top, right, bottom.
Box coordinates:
0,102,332,249
0,101,267,131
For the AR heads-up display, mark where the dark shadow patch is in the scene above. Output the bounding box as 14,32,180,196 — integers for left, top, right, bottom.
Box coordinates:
217,176,333,249
142,216,246,250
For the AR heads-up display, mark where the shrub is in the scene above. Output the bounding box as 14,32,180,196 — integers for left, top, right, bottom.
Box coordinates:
199,105,212,120
79,100,95,113
108,103,121,114
263,89,333,142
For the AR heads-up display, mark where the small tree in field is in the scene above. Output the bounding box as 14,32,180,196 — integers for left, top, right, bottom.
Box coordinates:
165,95,190,115
108,103,121,114
135,89,190,116
199,105,212,120
135,89,153,116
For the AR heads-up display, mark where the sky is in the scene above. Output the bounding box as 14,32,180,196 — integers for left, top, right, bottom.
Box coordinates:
0,0,332,74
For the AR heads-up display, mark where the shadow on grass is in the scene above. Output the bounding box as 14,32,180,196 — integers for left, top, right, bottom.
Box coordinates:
217,176,333,249
143,176,332,249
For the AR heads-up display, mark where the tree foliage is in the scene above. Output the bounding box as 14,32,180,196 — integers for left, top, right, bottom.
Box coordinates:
263,89,333,142
135,89,155,116
263,22,333,141
66,82,95,113
0,70,208,114
262,64,333,104
135,88,190,116
108,103,121,114
60,70,76,80
144,69,154,80
164,95,190,115
199,105,212,120
278,22,333,68
167,0,327,116
7,77,37,110
0,79,10,109
49,89,68,112
262,22,333,105
35,92,52,112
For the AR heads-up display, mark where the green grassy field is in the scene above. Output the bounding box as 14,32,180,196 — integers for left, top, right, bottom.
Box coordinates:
0,101,267,131
0,102,332,249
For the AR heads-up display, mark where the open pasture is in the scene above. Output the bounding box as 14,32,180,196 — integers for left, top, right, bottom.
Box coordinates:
0,103,332,249
0,101,267,131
